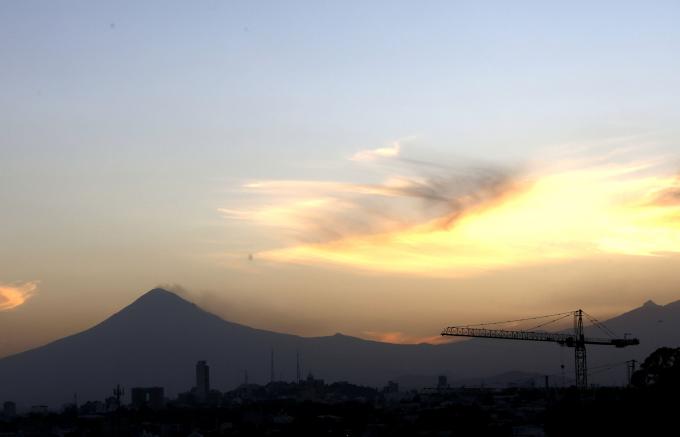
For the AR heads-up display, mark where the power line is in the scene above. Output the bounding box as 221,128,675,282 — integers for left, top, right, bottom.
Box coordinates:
527,313,572,331
462,311,574,328
584,311,618,338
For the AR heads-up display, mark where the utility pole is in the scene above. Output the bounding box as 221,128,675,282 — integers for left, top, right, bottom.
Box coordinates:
626,359,638,386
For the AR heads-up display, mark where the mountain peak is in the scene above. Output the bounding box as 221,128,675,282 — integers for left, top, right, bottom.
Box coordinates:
97,287,204,331
124,287,196,312
143,287,180,299
643,299,660,308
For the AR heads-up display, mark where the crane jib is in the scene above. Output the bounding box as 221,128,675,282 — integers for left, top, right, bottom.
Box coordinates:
440,326,639,348
440,310,640,390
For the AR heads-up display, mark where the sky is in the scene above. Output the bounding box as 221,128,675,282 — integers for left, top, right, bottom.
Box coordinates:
2,1,680,357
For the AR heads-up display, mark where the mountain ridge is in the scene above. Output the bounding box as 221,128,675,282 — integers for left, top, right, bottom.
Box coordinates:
2,288,679,406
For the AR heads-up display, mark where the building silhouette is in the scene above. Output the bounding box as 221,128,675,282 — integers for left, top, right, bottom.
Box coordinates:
384,381,399,394
30,405,48,415
196,360,210,402
130,387,164,410
3,401,16,418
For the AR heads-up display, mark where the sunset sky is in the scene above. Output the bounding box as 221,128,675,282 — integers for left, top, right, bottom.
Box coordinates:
2,1,680,357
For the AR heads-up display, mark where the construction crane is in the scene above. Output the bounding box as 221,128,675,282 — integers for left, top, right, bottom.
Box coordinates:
441,309,639,390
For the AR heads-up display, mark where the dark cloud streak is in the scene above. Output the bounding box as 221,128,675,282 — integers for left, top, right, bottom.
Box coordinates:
294,162,522,242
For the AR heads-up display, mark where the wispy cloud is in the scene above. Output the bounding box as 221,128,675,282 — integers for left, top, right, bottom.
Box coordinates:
220,167,518,244
0,281,38,311
220,139,518,244
350,140,401,162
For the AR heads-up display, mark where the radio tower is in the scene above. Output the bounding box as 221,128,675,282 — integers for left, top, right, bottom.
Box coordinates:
296,350,301,383
113,384,124,407
270,349,275,383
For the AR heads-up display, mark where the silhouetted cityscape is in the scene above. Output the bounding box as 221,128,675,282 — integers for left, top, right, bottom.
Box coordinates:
3,347,680,436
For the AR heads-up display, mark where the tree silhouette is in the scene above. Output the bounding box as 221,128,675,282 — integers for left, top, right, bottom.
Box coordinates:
632,346,680,388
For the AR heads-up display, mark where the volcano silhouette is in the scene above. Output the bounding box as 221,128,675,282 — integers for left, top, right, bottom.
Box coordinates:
1,288,679,406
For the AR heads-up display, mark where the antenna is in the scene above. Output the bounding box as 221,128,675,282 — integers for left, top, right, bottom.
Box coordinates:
270,349,275,383
113,384,124,405
296,350,301,383
626,359,638,386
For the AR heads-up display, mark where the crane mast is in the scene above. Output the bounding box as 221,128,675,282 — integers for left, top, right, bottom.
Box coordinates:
441,309,639,390
574,309,587,389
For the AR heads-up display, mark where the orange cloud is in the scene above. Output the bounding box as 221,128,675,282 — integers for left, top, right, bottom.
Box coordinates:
0,281,38,311
362,331,456,345
650,175,680,206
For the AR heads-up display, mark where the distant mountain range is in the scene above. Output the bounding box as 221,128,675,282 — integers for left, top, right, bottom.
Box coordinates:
1,288,679,407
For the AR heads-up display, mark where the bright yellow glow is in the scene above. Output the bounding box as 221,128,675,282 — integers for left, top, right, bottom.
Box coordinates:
258,162,680,276
0,281,38,311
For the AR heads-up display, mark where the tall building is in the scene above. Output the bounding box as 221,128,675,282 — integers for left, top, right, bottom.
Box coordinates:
3,401,16,417
196,360,210,402
130,387,164,410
